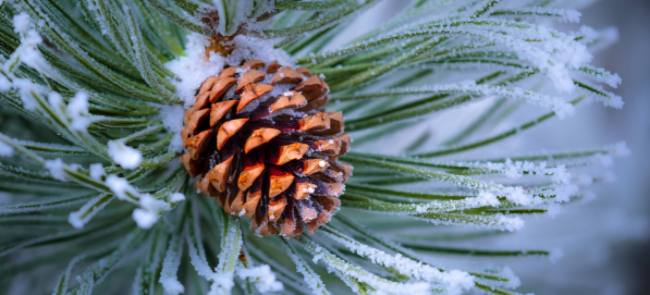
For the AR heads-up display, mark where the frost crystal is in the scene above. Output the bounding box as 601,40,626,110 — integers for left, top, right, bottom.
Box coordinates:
89,163,105,180
45,158,68,181
0,1,629,294
170,193,185,203
324,228,474,295
107,140,142,169
237,265,284,293
166,33,294,107
165,33,226,107
159,104,186,152
12,78,39,110
66,91,91,131
159,235,185,295
132,208,159,229
0,75,11,91
132,194,171,229
105,175,137,200
12,12,30,34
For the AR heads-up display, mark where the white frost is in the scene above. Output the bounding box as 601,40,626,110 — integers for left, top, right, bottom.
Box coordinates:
324,228,474,295
89,163,105,180
12,78,39,110
108,140,142,169
68,194,112,229
0,75,11,91
12,12,31,34
133,194,172,229
132,208,159,229
66,91,92,131
170,192,185,203
165,33,226,107
166,33,294,108
159,235,185,295
158,104,186,152
237,265,284,293
45,158,68,181
105,174,137,200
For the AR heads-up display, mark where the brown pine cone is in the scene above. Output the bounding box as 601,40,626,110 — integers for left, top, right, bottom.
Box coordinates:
180,59,352,237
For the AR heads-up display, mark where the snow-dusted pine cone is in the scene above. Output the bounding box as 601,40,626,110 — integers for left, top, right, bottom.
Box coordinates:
180,59,351,237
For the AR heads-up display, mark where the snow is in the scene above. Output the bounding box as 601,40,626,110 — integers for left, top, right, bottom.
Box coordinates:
17,30,44,69
89,163,105,180
563,9,582,23
140,193,171,212
107,140,142,169
166,33,226,107
343,18,594,93
12,78,39,110
166,33,294,108
68,210,87,229
0,140,13,157
484,159,571,184
501,186,537,205
105,174,137,200
284,242,331,295
133,194,172,228
132,208,159,229
68,194,112,229
303,186,315,193
304,236,433,295
12,12,31,34
158,104,185,152
45,158,68,181
209,272,235,294
324,228,474,295
499,215,525,232
47,91,62,107
160,277,185,295
67,91,91,131
159,235,185,295
473,191,500,207
0,75,11,91
170,192,185,203
237,265,284,293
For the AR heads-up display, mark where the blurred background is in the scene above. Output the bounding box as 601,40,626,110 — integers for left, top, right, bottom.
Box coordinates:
510,1,650,294
481,1,650,293
349,1,650,294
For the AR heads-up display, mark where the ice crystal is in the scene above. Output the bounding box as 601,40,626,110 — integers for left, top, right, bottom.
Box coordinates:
0,1,629,295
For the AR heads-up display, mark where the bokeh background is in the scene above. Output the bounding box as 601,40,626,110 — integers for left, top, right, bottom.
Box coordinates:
349,1,650,294
522,1,650,293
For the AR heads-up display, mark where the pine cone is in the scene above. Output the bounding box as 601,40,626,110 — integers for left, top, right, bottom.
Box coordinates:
180,59,352,237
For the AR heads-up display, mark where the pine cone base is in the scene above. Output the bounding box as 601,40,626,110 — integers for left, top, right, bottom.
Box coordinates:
180,59,351,237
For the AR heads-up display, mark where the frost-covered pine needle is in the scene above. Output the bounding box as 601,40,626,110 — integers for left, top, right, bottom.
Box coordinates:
0,0,627,294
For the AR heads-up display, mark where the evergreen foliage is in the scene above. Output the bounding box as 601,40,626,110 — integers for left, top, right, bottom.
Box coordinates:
0,0,625,294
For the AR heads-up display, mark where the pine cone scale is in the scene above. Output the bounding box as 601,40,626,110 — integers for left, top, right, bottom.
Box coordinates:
182,60,351,237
